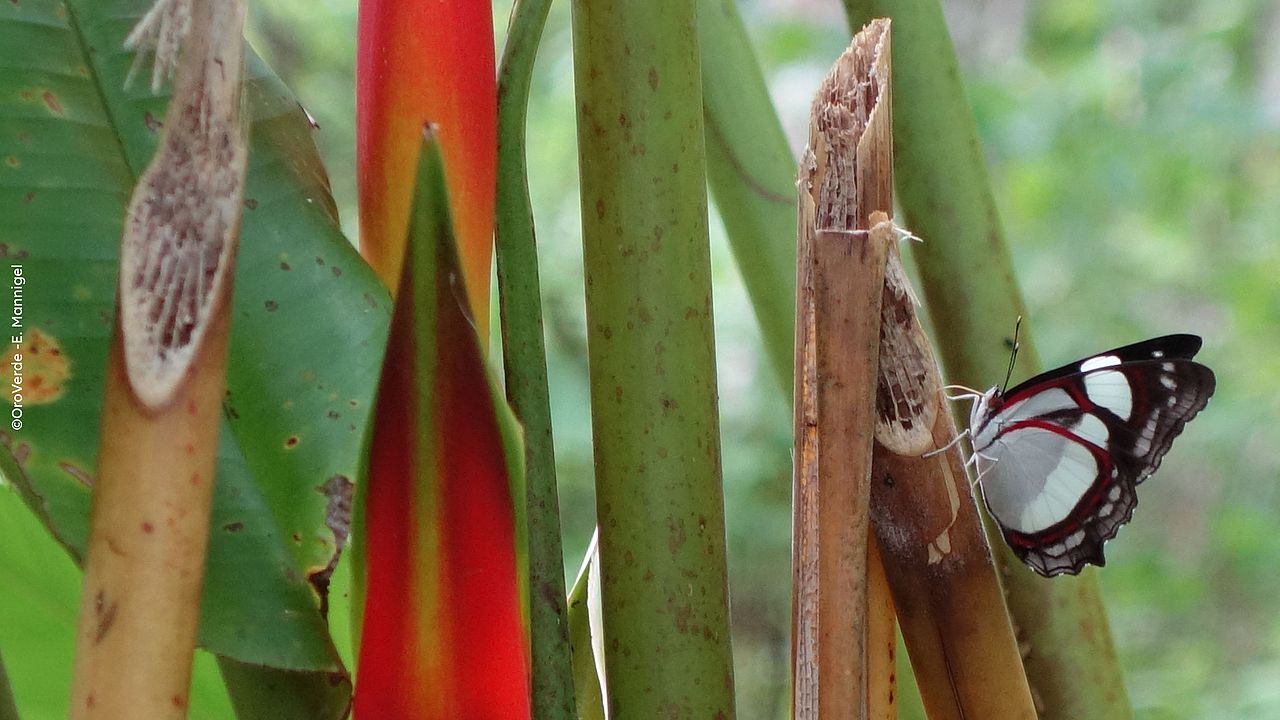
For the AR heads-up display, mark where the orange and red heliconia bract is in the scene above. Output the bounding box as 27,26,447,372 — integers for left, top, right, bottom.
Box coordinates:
356,299,422,716
354,182,530,718
356,0,497,336
354,1,520,712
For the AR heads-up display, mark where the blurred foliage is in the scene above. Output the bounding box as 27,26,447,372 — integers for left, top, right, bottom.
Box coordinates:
3,0,1277,718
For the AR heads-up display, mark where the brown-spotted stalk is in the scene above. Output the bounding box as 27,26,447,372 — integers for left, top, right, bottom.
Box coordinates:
69,0,247,716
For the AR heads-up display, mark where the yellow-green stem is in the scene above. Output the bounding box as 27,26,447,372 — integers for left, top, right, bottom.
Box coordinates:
570,0,737,715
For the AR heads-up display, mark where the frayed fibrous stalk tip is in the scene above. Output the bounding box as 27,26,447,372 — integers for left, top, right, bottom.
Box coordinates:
124,0,194,92
120,0,247,409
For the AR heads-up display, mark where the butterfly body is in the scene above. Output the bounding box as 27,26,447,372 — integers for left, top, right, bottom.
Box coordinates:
970,334,1215,577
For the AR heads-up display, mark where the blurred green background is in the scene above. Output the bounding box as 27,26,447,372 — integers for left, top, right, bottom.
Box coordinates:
6,0,1280,718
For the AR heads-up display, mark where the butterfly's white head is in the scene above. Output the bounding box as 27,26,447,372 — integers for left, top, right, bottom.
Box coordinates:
969,386,1004,452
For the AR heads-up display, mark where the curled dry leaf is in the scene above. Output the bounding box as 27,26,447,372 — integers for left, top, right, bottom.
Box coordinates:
874,244,939,456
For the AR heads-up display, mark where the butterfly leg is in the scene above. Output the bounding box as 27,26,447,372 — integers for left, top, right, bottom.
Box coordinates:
923,427,970,458
969,451,998,489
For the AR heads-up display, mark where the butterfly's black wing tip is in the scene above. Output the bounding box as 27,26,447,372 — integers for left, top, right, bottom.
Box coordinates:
1019,550,1095,578
1152,333,1204,359
1011,519,1119,578
1020,548,1105,578
1167,333,1203,356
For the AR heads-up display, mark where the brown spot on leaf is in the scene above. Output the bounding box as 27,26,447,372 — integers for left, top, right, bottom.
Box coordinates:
2,329,71,404
141,521,154,533
42,91,63,114
144,111,162,132
58,461,94,488
264,300,278,312
0,436,29,465
223,521,243,532
284,435,299,449
244,198,258,210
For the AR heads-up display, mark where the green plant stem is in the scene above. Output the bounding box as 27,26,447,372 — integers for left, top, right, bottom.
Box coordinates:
566,546,605,720
0,648,18,720
570,0,737,716
841,2,1134,718
697,0,797,397
495,0,577,718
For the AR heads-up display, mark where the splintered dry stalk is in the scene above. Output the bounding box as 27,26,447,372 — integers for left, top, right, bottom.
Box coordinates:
865,539,897,719
868,241,1037,717
792,20,894,720
69,0,248,718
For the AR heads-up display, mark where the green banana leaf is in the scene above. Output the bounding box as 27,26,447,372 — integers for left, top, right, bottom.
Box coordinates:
0,0,389,716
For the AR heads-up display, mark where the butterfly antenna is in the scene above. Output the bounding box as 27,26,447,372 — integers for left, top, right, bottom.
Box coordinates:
1001,315,1023,394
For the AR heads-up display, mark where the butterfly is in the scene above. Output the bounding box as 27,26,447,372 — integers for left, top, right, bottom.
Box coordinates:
958,333,1215,577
